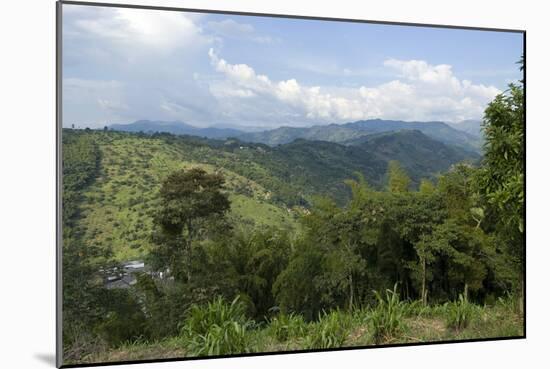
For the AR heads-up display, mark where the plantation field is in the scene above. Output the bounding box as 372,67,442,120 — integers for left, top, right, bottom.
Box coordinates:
79,294,523,365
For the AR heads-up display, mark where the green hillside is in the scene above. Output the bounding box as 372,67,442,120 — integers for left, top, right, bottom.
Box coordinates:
349,130,479,178
70,131,298,261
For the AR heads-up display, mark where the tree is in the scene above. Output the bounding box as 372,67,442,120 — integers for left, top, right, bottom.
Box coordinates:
478,57,524,309
419,179,436,195
151,168,230,283
387,160,411,193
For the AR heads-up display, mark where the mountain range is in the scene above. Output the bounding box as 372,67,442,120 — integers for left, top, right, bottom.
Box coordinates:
238,119,482,153
448,119,484,138
109,118,482,153
109,120,243,140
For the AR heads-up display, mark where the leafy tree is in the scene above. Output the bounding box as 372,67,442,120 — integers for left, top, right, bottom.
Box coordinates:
205,227,292,319
478,58,525,307
415,219,493,302
387,160,411,193
151,168,230,283
419,179,436,195
272,238,325,320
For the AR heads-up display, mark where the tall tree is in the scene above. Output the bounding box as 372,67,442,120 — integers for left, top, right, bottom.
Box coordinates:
151,168,230,283
478,57,525,308
387,160,411,193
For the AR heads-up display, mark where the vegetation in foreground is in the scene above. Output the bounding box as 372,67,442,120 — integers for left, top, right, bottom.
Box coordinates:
80,292,523,364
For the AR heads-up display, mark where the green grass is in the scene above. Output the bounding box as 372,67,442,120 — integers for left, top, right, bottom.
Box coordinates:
180,297,254,356
78,298,523,364
229,194,298,231
304,310,352,349
268,313,307,343
368,284,407,344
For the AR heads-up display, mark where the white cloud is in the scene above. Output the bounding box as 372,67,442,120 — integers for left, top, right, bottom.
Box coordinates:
207,50,501,124
69,6,209,53
207,19,254,35
97,98,129,112
63,78,129,126
206,19,275,44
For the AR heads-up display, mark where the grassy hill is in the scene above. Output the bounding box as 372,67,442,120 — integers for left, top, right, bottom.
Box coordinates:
70,131,298,261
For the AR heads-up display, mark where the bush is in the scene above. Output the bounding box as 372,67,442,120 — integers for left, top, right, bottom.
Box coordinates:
93,290,148,347
181,296,254,356
445,294,478,330
496,293,520,315
268,313,307,342
369,284,406,344
305,310,351,349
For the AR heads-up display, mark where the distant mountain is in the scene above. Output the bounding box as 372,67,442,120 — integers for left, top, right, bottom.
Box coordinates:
238,119,481,153
228,130,478,203
448,120,484,138
237,125,358,147
109,120,244,139
348,130,479,178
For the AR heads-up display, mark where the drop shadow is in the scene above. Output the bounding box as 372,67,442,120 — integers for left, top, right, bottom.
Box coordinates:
34,353,57,367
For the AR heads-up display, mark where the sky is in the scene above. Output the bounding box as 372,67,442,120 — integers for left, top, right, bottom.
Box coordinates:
62,4,524,129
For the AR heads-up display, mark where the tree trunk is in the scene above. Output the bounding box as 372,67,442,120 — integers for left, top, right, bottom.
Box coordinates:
349,273,354,311
186,221,194,284
421,257,427,306
519,273,524,315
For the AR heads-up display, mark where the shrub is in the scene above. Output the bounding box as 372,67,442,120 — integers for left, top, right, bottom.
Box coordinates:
369,284,406,344
268,313,307,342
496,292,520,315
181,296,253,356
93,290,148,347
445,294,478,330
305,310,351,349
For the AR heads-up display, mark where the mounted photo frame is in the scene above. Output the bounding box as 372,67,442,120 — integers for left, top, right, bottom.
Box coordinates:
56,1,526,367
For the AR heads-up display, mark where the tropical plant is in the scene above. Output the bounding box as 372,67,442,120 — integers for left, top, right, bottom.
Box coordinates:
445,294,478,330
180,296,253,356
268,313,307,342
369,284,407,343
305,310,351,349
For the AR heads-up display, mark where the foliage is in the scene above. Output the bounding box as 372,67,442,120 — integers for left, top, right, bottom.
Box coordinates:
477,68,525,310
206,227,292,319
369,284,407,343
93,289,148,346
445,294,479,330
304,310,352,349
134,274,192,339
180,297,253,356
150,168,230,283
387,160,411,193
268,313,307,342
479,83,524,236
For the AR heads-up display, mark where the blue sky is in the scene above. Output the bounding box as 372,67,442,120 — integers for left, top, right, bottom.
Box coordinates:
62,4,523,129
